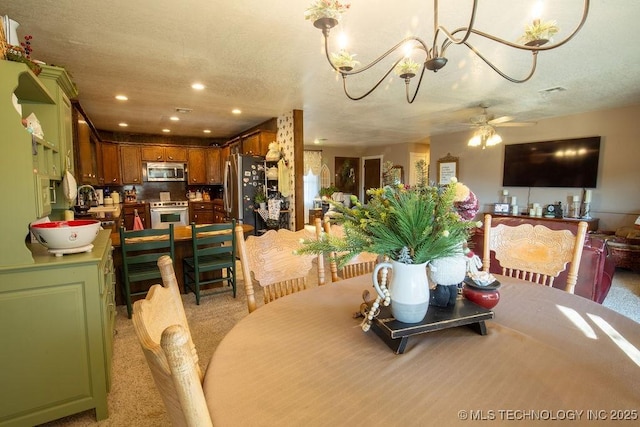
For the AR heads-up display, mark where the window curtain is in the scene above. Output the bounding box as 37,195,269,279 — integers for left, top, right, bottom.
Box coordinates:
304,151,322,224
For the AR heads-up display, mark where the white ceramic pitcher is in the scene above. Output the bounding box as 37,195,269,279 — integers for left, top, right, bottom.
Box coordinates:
373,259,430,323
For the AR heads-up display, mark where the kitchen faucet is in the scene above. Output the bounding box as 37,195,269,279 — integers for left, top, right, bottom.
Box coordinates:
77,185,98,207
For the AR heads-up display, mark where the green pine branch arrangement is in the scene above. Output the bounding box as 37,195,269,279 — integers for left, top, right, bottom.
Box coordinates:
300,178,478,266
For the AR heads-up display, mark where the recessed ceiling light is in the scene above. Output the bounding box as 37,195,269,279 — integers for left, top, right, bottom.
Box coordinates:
169,116,180,121
191,82,205,90
118,122,128,127
162,129,171,133
232,109,242,115
203,129,211,134
115,95,128,101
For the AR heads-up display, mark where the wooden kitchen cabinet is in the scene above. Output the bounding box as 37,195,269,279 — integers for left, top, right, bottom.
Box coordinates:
141,145,187,162
100,142,121,185
73,103,100,185
120,144,142,184
241,130,276,156
187,147,207,184
0,231,115,425
213,202,225,223
190,201,214,224
206,147,222,184
122,203,150,230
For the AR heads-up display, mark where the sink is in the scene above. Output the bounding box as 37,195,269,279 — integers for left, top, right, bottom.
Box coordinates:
88,206,119,213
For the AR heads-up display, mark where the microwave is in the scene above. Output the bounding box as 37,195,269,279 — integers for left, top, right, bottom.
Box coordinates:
146,162,186,181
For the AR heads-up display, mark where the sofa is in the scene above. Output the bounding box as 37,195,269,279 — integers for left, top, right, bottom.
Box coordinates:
470,216,616,304
606,226,640,273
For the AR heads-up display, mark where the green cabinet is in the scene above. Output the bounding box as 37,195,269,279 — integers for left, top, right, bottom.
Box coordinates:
0,230,115,426
25,65,77,184
0,61,56,267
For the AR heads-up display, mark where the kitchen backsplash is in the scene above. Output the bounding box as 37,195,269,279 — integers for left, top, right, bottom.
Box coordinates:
97,182,223,202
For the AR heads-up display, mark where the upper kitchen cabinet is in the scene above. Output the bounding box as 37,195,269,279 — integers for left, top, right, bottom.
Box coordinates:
0,60,56,266
242,130,276,156
100,142,121,185
120,145,142,184
141,145,187,163
72,102,100,185
206,147,222,184
187,147,207,184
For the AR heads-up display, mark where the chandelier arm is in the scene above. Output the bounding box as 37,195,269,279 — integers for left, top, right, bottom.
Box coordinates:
440,1,590,55
341,61,404,101
462,41,539,84
432,0,478,52
406,66,428,104
324,34,430,75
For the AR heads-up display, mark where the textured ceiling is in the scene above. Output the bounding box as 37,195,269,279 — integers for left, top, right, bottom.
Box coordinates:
3,1,640,147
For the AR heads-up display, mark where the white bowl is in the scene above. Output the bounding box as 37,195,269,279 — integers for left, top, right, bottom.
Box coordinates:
30,220,101,250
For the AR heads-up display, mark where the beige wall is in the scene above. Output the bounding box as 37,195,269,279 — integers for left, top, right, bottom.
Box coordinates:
429,104,640,231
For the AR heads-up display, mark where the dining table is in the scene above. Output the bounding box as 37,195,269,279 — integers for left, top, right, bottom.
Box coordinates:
204,274,640,426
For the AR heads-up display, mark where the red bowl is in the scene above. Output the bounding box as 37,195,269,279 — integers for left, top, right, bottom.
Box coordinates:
462,285,500,309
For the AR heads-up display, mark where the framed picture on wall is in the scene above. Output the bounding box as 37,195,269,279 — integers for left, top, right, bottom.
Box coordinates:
437,153,459,185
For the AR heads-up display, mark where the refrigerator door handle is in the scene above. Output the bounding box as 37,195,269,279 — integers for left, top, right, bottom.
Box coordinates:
223,160,231,214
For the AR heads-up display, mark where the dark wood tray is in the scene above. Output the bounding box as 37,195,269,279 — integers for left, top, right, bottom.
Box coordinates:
371,297,494,354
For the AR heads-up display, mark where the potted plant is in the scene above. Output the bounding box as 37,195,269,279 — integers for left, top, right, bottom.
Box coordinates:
304,0,351,23
519,20,559,46
330,50,359,71
394,57,421,78
319,185,338,201
299,178,479,323
254,187,267,209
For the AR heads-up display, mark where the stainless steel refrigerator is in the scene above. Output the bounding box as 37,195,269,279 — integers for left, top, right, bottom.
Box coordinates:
223,153,264,230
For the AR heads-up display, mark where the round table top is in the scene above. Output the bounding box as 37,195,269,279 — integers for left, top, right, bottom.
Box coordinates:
204,275,640,426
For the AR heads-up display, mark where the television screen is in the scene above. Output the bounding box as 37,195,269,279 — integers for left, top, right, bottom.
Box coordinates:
502,137,601,188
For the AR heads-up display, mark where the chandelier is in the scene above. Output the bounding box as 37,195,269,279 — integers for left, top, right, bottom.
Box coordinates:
305,1,590,103
468,125,502,149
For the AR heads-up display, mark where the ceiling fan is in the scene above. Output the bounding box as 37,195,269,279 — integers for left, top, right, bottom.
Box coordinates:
467,106,535,148
468,106,536,129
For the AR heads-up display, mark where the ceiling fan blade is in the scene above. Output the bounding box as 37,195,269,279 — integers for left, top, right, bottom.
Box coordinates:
488,115,514,125
494,121,537,127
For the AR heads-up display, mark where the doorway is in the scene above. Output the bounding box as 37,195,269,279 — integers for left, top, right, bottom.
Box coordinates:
363,156,382,200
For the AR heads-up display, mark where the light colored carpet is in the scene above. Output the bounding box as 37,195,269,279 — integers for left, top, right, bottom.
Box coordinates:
39,266,639,426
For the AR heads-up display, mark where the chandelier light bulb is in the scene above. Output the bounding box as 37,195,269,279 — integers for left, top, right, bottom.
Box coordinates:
532,1,544,22
337,32,349,50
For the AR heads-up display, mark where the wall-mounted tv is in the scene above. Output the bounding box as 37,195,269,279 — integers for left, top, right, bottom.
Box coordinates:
502,136,601,188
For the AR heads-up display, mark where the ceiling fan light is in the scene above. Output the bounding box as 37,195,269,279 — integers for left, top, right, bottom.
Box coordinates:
487,134,503,146
468,135,481,147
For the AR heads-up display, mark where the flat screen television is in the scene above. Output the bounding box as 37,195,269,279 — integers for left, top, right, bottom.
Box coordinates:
502,136,601,188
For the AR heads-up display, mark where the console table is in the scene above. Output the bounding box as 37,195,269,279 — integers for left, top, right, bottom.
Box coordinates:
490,213,599,231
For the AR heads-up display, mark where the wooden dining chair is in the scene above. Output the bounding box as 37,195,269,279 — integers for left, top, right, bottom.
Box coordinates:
235,222,324,313
183,220,236,305
132,255,212,427
119,224,175,318
482,213,588,293
322,217,379,282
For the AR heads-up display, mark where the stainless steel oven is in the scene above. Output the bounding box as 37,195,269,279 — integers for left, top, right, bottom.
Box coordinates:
149,200,189,229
